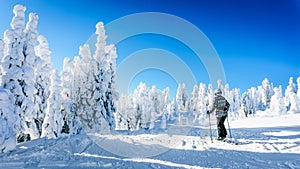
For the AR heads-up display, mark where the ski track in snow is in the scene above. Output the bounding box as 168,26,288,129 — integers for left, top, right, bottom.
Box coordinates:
0,114,300,169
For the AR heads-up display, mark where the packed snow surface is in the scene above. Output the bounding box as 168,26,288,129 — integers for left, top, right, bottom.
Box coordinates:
1,113,300,169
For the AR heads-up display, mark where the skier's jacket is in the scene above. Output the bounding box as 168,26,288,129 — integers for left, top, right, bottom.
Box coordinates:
211,95,230,117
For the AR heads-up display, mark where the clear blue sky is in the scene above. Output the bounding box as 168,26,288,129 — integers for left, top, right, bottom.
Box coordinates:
0,0,299,97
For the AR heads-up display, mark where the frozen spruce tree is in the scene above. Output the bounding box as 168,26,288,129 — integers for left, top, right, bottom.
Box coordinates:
269,86,286,115
0,5,39,141
176,83,188,112
189,85,199,113
61,58,81,134
258,78,274,110
34,35,53,135
132,82,152,130
197,83,208,119
41,70,63,138
103,44,118,129
207,84,214,112
161,87,171,129
149,85,161,115
74,44,99,132
93,22,116,130
115,94,131,130
73,22,117,133
0,88,19,153
284,77,300,113
232,88,242,118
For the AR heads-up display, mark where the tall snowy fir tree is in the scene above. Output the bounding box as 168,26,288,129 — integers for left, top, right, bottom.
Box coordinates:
0,5,39,142
176,83,188,112
232,88,242,118
149,86,159,129
34,35,53,136
161,87,171,129
23,11,40,139
41,70,63,138
189,85,199,113
207,84,215,112
223,84,230,103
284,77,299,113
61,57,81,135
115,94,132,130
197,83,208,119
269,86,286,115
103,44,118,130
132,82,152,130
73,44,100,132
259,78,273,110
72,22,117,133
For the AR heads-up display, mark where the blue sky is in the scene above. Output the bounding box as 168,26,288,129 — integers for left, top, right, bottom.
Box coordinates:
0,0,299,97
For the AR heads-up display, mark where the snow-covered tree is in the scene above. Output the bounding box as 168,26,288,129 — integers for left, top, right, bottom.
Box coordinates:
61,57,81,135
242,87,259,116
0,5,39,141
207,84,214,112
176,83,188,112
189,85,198,113
74,44,102,132
230,88,241,119
149,86,160,129
0,88,19,153
34,35,53,136
115,94,132,130
72,22,117,133
269,86,286,115
259,78,273,110
197,83,208,119
162,87,171,117
87,22,116,131
41,70,63,138
161,87,171,129
103,44,118,129
284,77,300,113
132,82,152,130
149,86,160,115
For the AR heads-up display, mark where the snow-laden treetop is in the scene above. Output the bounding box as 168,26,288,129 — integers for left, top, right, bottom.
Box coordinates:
11,4,26,31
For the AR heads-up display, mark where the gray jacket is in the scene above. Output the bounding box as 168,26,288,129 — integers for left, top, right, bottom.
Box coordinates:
210,95,230,117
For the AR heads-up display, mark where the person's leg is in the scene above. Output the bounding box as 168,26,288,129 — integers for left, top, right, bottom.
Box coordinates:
220,116,227,138
217,117,222,138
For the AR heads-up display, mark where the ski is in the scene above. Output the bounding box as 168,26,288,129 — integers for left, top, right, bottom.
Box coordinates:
214,138,239,145
221,138,238,145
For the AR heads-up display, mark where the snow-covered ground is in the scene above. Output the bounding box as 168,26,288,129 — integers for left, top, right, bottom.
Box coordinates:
1,113,300,169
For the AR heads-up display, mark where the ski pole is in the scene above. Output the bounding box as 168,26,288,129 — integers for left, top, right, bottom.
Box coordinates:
208,111,213,143
226,115,232,138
